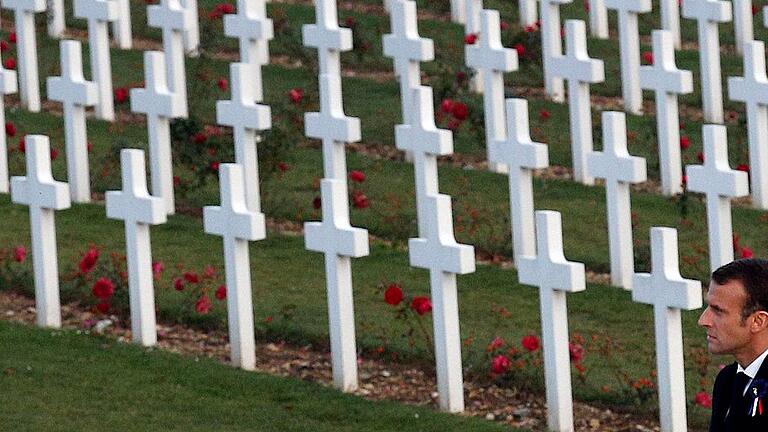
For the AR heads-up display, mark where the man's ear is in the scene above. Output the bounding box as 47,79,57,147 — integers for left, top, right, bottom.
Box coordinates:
752,311,768,333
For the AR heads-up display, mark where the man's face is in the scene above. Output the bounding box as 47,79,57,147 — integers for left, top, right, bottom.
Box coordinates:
698,279,752,356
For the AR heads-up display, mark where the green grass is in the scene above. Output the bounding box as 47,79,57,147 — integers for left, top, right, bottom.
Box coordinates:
0,321,515,431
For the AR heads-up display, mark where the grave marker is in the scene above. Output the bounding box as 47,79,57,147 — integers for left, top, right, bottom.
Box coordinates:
74,0,117,121
181,0,199,55
47,0,64,37
660,0,682,48
589,0,608,38
604,0,651,115
451,0,465,23
520,0,537,26
0,48,17,193
732,0,753,54
148,0,191,117
112,0,133,49
302,0,351,77
2,0,45,112
224,0,273,99
463,0,482,93
541,0,572,103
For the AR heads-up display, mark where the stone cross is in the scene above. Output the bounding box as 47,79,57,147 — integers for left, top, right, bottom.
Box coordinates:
46,40,98,203
686,125,749,272
682,0,732,123
660,0,682,48
180,0,200,55
395,86,475,413
463,0,482,93
10,135,70,328
2,0,45,112
305,178,369,391
632,227,702,432
605,0,651,115
74,0,118,121
224,0,273,101
0,49,17,193
541,0,572,103
105,149,167,347
489,98,549,261
148,0,191,117
383,0,434,126
589,0,608,38
519,0,537,26
451,0,465,23
639,30,693,196
728,40,768,209
203,164,266,370
466,9,518,173
302,0,352,77
587,112,647,290
518,210,586,432
732,0,753,54
111,0,133,49
47,0,64,37
216,62,271,213
550,20,605,185
130,51,186,215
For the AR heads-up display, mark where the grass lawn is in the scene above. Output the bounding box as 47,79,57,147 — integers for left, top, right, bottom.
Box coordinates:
0,321,515,432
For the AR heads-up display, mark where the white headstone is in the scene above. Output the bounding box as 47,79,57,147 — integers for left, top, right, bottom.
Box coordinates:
74,0,117,121
604,0,651,115
180,0,199,55
223,0,273,98
2,0,45,112
383,0,434,126
589,0,608,38
395,86,475,413
660,0,682,48
10,135,70,328
489,98,549,261
632,227,702,432
0,48,17,193
203,164,266,370
520,0,537,26
130,51,186,215
111,0,133,49
682,0,731,123
148,0,191,117
451,0,466,23
47,0,65,37
466,9,518,173
639,30,694,196
46,40,98,203
685,125,749,272
302,0,351,77
518,210,586,432
463,0,482,93
105,149,166,346
541,0,572,103
727,40,768,209
550,20,605,185
587,112,647,290
732,0,753,54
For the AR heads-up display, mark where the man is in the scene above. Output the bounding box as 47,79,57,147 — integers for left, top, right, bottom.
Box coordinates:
699,259,768,431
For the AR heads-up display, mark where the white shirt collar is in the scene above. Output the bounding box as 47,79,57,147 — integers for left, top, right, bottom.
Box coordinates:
737,346,768,378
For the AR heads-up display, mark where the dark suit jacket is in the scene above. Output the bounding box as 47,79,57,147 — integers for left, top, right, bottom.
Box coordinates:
710,359,768,431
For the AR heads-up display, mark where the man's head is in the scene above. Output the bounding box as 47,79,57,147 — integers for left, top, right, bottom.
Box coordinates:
698,259,768,365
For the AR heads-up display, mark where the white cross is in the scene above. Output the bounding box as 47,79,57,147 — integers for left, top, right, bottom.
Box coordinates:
148,0,191,117
302,0,352,77
587,112,647,290
682,0,731,123
520,0,538,26
216,62,271,213
111,0,133,49
605,0,651,115
489,98,549,261
0,46,17,193
451,0,465,23
224,0,273,102
105,149,166,347
2,0,45,112
203,164,266,370
518,210,585,432
463,0,483,93
589,0,608,38
74,0,118,121
10,135,70,328
47,0,65,37
660,0,682,48
396,85,475,413
686,125,749,272
541,0,572,103
46,40,98,203
632,227,702,432
466,9,518,173
550,19,604,185
639,30,693,196
305,178,369,391
130,51,186,215
180,0,200,55
728,40,768,209
732,0,753,54
382,0,434,125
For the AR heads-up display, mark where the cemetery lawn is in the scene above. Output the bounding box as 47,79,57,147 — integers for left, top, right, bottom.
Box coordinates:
0,320,515,432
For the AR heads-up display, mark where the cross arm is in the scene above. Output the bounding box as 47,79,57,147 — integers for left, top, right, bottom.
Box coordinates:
409,194,475,275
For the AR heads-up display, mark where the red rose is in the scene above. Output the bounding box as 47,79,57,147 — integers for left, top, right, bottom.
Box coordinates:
753,5,760,16
464,33,478,45
203,265,216,279
352,191,369,209
210,161,220,171
521,334,541,352
0,40,7,52
410,296,432,315
682,175,688,186
451,102,469,121
183,271,199,284
680,136,690,150
17,136,24,153
217,77,228,91
569,342,584,363
8,32,16,43
514,43,526,57
173,278,185,291
215,285,227,300
96,301,110,314
92,277,115,299
5,122,15,137
500,20,510,31
152,261,164,278
524,24,536,33
3,57,15,70
349,170,366,183
487,336,504,352
87,142,93,153
440,99,454,113
114,87,129,104
312,196,322,210
733,233,741,250
539,110,551,121
288,87,303,104
642,51,654,65
384,283,403,306
741,247,754,259
695,391,712,408
278,162,290,173
79,247,99,274
490,354,510,374
697,151,704,163
173,176,181,186
50,148,59,161
737,164,750,173
13,245,25,263
192,132,208,144
195,294,212,314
